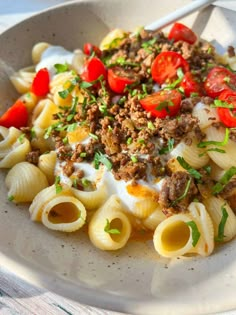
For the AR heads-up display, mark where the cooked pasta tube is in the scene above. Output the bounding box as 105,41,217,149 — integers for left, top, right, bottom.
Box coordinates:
0,126,22,157
192,102,219,129
171,138,209,169
41,195,86,232
10,66,35,94
32,99,58,129
88,195,131,250
132,198,160,219
30,126,54,153
153,202,214,258
143,206,166,231
99,28,128,50
204,126,236,169
0,135,31,168
203,196,236,242
32,42,51,64
5,162,48,203
29,184,73,221
38,151,57,185
72,183,108,211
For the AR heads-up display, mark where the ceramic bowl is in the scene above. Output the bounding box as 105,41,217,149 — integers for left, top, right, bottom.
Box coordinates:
1,1,236,314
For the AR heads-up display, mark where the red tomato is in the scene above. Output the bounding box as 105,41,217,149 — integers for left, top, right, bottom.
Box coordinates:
107,67,139,93
151,51,189,85
140,89,182,118
83,43,102,57
204,66,236,98
168,22,197,44
0,99,28,128
217,90,236,127
180,72,203,97
31,68,50,96
81,57,107,83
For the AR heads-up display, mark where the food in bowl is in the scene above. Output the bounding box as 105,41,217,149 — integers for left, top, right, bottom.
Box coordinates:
1,22,236,258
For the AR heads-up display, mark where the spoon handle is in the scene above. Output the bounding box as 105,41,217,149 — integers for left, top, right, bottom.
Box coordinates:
145,0,215,31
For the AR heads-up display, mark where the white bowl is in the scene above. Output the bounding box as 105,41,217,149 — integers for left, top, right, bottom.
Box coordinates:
1,1,236,314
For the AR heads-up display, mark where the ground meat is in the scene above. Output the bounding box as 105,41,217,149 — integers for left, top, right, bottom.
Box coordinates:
62,162,74,177
220,180,236,214
112,160,147,181
180,97,201,112
26,150,40,165
159,171,198,212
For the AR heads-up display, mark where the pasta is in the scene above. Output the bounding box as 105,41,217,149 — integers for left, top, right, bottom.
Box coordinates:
1,21,236,259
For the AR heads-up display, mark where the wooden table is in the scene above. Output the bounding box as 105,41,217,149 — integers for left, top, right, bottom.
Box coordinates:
0,3,123,314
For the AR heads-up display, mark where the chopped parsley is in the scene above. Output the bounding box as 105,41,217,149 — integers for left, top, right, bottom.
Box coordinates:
104,218,121,235
18,133,25,144
94,152,112,170
159,138,174,155
215,204,229,242
211,99,234,109
131,155,138,163
187,221,201,247
156,100,174,112
147,121,155,130
55,176,63,194
89,133,99,140
54,63,69,74
177,156,202,180
170,178,191,206
212,166,236,194
8,195,14,202
197,128,230,148
164,67,184,90
199,147,226,157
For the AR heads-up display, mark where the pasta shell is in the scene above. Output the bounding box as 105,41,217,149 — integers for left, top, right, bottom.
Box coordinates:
5,162,48,203
72,49,85,74
153,213,194,258
0,126,22,158
192,102,219,129
203,196,236,242
205,126,236,169
132,199,160,219
29,184,73,221
41,195,86,232
32,42,51,64
99,29,128,50
72,183,108,211
32,99,58,129
30,126,54,153
88,195,132,250
0,136,31,168
188,202,214,256
143,206,166,231
38,151,57,185
171,138,209,169
10,66,35,94
20,92,38,112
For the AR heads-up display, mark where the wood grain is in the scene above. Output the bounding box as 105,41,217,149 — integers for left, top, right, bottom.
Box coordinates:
0,267,124,315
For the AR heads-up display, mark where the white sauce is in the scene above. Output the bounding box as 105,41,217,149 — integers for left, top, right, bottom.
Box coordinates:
36,46,74,76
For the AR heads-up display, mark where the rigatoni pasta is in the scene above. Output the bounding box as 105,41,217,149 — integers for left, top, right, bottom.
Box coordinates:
1,22,236,260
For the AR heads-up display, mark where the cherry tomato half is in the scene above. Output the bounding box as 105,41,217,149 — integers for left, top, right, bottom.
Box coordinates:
140,89,182,118
168,22,197,45
31,68,50,96
108,67,139,94
204,66,236,98
0,99,28,128
80,57,107,83
151,51,189,85
217,90,236,127
83,43,102,57
180,72,203,97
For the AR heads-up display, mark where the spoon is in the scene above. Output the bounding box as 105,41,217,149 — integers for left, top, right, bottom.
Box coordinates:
145,0,215,31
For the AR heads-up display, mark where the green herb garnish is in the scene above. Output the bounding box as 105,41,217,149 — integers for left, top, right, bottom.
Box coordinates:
8,195,14,202
211,99,234,109
197,128,230,148
199,147,226,157
131,155,138,163
215,204,229,242
104,218,121,235
170,178,191,206
54,63,69,74
177,156,202,180
18,134,25,143
89,133,99,140
94,152,112,170
212,166,236,194
159,138,174,155
55,176,63,194
187,221,201,247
